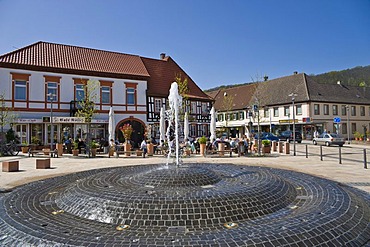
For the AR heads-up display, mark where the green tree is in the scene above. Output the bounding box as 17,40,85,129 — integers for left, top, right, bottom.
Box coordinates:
175,74,189,120
222,91,234,138
0,92,16,144
75,80,99,157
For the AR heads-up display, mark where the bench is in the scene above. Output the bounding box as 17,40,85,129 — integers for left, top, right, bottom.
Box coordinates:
216,149,233,157
36,158,51,169
2,160,19,172
28,148,58,158
114,150,146,158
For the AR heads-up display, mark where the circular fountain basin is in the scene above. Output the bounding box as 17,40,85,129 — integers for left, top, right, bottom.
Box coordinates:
0,163,369,246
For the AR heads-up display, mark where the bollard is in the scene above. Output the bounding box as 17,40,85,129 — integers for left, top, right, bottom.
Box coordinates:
364,149,367,169
339,146,342,164
320,146,323,161
305,145,308,158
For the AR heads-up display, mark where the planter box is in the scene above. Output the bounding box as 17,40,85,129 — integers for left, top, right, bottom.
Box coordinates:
36,158,50,169
262,146,271,154
2,161,19,172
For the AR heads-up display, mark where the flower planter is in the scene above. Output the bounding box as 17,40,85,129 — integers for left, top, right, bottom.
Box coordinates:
91,148,97,157
124,143,131,156
262,145,271,154
21,146,29,153
147,143,154,156
72,149,79,156
199,143,206,156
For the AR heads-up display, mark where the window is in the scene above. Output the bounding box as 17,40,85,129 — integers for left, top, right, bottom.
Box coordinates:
123,82,138,106
126,88,135,105
332,105,338,115
239,111,244,120
190,124,196,137
101,86,110,104
351,123,356,133
323,104,329,115
360,106,365,116
47,82,58,101
351,106,356,116
296,104,302,115
284,106,290,116
233,112,239,120
15,81,27,100
75,84,85,101
12,73,30,102
264,108,269,118
218,114,224,122
342,123,347,134
273,107,279,117
154,98,162,113
341,105,347,116
314,104,320,115
201,103,208,115
191,102,197,114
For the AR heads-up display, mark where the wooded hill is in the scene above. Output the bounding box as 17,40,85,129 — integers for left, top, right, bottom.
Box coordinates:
205,65,370,92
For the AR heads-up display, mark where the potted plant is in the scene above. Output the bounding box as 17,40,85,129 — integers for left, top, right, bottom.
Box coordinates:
262,140,271,154
119,124,133,156
72,140,79,156
90,140,99,157
21,141,29,153
145,124,154,156
354,131,361,141
198,136,207,156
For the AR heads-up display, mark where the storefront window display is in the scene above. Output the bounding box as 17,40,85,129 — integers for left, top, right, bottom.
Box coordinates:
31,124,43,146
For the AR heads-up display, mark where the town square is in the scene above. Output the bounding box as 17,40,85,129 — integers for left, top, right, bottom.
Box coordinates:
0,1,369,246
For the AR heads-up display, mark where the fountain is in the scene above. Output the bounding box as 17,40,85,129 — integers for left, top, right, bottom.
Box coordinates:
165,82,183,166
0,81,369,246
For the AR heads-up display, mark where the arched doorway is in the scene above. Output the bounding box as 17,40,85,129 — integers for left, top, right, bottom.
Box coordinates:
117,118,145,149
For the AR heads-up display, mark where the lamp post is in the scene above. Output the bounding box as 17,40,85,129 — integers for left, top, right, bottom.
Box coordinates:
289,93,297,156
346,105,350,144
48,93,56,157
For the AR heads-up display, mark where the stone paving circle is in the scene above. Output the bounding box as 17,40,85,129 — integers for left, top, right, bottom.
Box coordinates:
0,163,369,246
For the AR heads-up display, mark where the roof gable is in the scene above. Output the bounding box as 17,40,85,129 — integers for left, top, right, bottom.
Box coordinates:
211,84,257,111
141,56,211,100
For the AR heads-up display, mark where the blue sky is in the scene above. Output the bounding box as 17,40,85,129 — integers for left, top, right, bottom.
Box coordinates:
0,0,369,89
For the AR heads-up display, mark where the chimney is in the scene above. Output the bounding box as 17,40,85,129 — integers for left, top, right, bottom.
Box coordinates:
293,71,298,75
160,53,166,60
264,75,268,81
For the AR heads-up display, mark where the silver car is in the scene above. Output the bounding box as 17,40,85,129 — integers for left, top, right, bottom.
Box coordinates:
313,133,345,147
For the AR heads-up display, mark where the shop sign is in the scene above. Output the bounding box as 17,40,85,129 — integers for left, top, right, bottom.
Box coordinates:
279,119,298,124
52,117,85,123
303,117,312,123
16,118,43,123
92,119,109,123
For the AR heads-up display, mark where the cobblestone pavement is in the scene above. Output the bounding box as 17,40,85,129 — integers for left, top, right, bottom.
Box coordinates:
0,153,369,246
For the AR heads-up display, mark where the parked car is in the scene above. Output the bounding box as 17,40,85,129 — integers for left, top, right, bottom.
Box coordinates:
313,133,345,147
278,130,302,143
254,132,279,142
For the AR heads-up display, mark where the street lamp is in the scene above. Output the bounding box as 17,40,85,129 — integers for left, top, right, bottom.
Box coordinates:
48,93,56,157
346,105,350,144
289,93,297,156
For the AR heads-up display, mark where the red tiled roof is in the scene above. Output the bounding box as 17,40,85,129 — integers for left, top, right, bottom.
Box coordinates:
141,56,212,100
210,84,257,111
0,41,150,78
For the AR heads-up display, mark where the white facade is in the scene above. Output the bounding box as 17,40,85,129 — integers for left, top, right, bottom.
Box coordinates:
216,101,370,140
0,67,148,145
